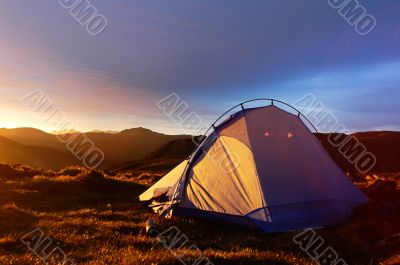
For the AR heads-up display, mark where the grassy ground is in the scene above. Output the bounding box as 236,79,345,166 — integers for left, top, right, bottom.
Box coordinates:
0,164,399,264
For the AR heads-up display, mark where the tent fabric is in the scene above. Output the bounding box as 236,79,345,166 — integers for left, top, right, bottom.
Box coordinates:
243,106,367,205
139,105,368,232
139,159,188,201
183,136,265,217
218,112,251,148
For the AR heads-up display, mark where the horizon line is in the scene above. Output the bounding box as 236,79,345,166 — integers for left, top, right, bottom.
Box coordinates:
0,126,399,136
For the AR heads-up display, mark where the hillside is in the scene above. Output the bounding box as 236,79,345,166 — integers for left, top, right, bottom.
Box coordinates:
109,138,199,173
318,131,400,174
0,128,65,151
1,128,399,173
0,136,80,169
82,128,191,164
0,131,399,264
0,127,191,169
0,163,398,264
112,131,400,175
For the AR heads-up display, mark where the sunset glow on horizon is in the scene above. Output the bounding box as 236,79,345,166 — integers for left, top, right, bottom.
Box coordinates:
0,3,399,263
1,1,399,134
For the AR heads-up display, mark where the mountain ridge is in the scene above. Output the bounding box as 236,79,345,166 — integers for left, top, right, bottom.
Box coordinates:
0,135,80,169
0,127,192,169
1,128,399,173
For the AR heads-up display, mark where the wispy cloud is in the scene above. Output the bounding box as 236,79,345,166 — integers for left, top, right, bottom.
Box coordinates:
0,1,399,133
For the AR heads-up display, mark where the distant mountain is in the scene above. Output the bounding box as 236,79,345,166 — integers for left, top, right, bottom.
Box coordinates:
317,131,400,174
0,136,80,169
51,129,119,134
0,128,66,151
112,131,400,174
1,127,398,173
143,137,201,160
0,127,191,169
109,137,199,172
78,128,191,166
50,129,80,135
88,130,119,134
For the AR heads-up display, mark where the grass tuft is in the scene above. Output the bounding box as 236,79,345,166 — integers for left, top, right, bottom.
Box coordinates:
0,163,398,264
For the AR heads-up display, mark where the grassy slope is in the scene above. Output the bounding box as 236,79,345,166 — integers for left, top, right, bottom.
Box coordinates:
316,132,400,174
0,164,399,264
0,136,81,169
0,128,191,169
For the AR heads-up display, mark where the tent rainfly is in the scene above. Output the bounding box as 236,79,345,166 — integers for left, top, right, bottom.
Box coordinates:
139,99,368,233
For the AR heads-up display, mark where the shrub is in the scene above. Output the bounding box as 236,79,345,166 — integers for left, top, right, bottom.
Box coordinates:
58,166,86,176
77,170,106,183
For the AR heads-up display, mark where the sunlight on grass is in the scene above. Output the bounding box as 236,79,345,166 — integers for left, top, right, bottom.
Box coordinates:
0,163,398,264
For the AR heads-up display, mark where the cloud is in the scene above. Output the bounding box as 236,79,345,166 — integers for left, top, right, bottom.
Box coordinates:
0,1,399,132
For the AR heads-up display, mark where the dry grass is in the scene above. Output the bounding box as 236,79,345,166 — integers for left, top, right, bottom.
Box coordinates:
0,163,398,264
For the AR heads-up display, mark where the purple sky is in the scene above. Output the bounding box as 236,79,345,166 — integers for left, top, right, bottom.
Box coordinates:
0,1,399,134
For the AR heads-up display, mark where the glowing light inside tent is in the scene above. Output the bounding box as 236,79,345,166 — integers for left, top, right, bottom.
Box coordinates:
264,132,270,137
288,132,294,138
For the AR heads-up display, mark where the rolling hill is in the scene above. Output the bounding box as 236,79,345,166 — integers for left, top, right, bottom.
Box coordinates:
109,137,199,172
113,131,400,174
0,136,80,169
0,128,65,151
1,127,399,173
0,127,191,169
318,131,400,174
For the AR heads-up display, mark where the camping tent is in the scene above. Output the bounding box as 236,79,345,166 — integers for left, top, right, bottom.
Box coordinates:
140,99,368,232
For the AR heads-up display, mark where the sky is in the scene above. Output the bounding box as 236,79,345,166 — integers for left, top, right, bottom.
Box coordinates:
0,1,399,134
